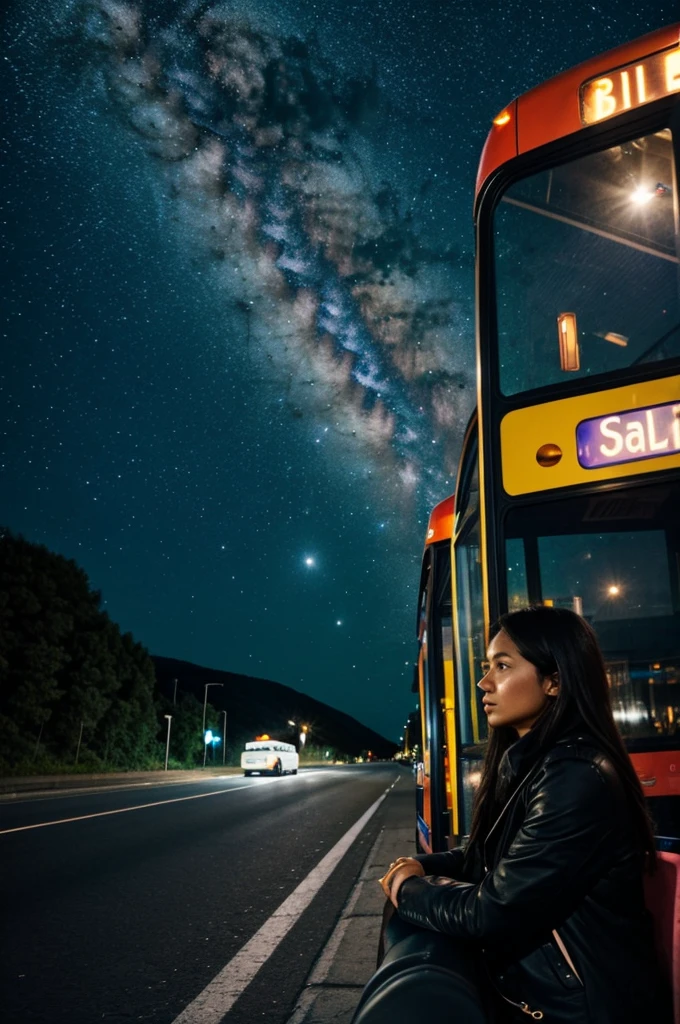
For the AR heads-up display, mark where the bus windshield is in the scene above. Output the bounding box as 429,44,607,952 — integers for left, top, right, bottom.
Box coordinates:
494,128,679,396
504,478,680,744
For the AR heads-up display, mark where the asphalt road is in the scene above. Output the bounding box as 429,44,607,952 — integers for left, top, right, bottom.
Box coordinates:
0,764,406,1024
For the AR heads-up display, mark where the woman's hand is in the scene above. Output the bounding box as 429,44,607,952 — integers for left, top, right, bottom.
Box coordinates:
379,857,425,907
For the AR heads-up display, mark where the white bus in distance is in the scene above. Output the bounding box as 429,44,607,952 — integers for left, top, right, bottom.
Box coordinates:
241,739,299,777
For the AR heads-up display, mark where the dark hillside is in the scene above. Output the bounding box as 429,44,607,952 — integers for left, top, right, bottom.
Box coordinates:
152,655,398,759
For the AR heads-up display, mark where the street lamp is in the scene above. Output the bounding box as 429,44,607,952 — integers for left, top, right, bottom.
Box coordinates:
202,683,223,767
164,714,172,771
221,709,227,767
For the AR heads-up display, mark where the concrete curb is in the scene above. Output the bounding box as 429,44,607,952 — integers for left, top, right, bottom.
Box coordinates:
286,783,415,1024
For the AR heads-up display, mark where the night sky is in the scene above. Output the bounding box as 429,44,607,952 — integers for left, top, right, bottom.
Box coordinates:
2,1,677,742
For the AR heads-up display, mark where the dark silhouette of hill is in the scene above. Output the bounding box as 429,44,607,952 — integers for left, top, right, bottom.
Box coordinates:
152,655,398,759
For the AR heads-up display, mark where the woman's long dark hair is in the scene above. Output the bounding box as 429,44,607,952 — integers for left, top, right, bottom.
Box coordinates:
465,605,656,868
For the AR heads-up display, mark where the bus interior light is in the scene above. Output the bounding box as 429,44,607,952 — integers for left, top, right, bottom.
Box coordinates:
631,186,654,205
557,312,580,372
601,331,628,347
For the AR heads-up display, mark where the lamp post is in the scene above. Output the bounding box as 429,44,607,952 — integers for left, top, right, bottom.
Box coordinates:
75,720,84,766
221,709,227,766
203,683,223,767
164,714,172,771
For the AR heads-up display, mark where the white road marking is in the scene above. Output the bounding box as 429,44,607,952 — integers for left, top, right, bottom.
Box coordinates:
0,783,265,835
285,775,400,1024
170,786,392,1024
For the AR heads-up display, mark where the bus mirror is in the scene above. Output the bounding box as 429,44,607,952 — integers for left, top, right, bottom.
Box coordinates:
557,312,580,371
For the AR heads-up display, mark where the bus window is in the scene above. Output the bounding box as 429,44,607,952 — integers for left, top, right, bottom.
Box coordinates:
504,479,680,745
415,533,457,852
506,537,529,610
454,517,487,835
494,129,679,396
538,527,676,742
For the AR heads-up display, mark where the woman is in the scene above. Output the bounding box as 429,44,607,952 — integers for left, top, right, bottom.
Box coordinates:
381,606,670,1023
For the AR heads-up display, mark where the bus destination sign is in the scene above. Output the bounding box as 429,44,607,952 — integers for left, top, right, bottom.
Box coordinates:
576,399,680,470
581,45,680,125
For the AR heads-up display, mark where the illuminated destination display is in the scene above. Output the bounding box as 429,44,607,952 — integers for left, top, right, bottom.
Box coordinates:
581,45,680,124
576,399,680,469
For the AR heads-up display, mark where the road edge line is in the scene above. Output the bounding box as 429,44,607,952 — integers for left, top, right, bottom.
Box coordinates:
170,788,390,1024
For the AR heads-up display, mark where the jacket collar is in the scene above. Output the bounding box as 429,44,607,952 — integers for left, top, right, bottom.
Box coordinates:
504,727,545,780
500,718,592,788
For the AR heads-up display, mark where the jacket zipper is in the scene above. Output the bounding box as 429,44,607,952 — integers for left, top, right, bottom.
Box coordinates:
481,754,581,1015
483,760,544,871
552,928,583,985
495,989,544,1019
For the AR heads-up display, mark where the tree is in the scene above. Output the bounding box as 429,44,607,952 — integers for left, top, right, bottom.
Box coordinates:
0,529,158,771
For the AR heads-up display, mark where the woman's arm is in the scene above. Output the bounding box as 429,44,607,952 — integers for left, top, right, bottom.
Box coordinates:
414,846,467,879
396,755,622,944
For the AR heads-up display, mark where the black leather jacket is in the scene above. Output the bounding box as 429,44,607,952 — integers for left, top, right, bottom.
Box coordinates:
397,733,669,1023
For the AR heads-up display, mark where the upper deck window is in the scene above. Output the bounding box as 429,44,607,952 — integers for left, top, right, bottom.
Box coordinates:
494,129,679,397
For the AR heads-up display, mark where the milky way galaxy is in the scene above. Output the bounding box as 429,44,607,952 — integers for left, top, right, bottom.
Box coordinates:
67,0,474,507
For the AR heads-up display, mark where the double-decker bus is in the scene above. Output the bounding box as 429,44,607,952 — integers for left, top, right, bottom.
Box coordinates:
415,24,680,856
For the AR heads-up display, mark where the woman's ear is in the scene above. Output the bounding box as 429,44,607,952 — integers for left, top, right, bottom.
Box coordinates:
544,673,560,697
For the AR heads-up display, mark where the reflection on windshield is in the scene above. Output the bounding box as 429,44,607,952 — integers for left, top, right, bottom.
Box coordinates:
504,482,680,742
494,130,680,396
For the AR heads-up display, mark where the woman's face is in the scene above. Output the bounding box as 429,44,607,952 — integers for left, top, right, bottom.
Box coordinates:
478,630,558,736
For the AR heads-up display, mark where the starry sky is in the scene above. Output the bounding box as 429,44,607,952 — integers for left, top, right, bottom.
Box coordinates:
2,0,677,742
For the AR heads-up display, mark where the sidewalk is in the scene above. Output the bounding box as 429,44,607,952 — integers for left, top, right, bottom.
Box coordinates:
286,781,415,1024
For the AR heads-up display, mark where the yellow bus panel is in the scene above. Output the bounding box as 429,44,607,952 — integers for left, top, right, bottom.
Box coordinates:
500,375,680,496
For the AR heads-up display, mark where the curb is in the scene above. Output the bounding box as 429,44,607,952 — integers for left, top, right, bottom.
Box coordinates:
285,779,415,1024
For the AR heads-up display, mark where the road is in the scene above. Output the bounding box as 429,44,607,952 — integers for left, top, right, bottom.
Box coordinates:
0,764,406,1024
